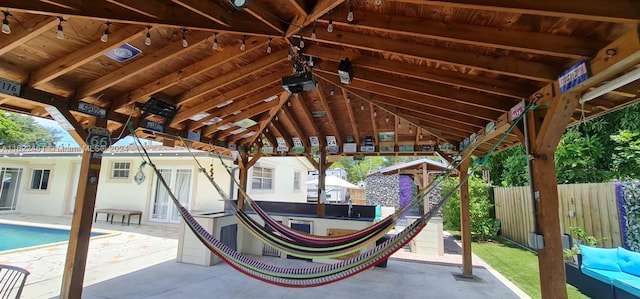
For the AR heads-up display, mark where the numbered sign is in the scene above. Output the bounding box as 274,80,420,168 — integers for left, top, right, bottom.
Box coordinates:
0,78,21,96
86,127,111,152
309,136,320,147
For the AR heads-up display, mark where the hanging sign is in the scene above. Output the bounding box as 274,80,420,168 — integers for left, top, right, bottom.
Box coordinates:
145,120,164,133
86,126,111,152
509,102,526,122
292,137,305,153
326,136,339,153
276,137,289,152
77,101,106,118
309,136,320,147
558,60,590,93
0,78,21,96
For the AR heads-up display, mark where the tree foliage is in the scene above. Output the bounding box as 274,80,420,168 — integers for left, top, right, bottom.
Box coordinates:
0,111,62,147
611,130,640,180
442,175,498,241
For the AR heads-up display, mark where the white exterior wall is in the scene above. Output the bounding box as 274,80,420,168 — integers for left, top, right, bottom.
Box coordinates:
246,157,311,203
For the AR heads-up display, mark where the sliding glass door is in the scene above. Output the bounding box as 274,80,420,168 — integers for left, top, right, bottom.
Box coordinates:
150,168,193,223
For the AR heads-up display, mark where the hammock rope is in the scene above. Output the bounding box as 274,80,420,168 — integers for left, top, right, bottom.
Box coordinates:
125,101,535,287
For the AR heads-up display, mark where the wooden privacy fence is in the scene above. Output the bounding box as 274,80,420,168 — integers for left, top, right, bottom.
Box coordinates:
494,183,622,249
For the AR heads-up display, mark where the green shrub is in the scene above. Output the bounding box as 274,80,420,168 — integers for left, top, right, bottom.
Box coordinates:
442,175,498,241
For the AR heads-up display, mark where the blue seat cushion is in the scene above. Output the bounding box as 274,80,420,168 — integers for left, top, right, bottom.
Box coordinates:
582,268,631,284
613,278,640,298
579,244,621,272
618,247,640,277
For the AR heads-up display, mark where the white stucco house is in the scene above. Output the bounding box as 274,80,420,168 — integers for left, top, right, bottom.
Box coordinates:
0,145,315,225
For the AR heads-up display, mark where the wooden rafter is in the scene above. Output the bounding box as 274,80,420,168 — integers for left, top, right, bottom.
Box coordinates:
370,102,379,145
285,0,344,37
171,0,234,27
76,31,210,99
294,94,322,142
245,3,286,34
176,50,287,106
314,81,342,144
0,15,58,57
304,45,532,99
112,36,269,111
30,24,146,87
280,104,309,147
270,117,294,148
39,0,81,10
2,0,279,36
106,0,166,19
204,98,280,137
321,7,600,59
244,93,291,147
340,88,359,144
312,29,561,82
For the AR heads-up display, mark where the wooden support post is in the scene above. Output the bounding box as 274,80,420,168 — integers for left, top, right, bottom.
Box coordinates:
237,152,249,211
459,157,472,278
60,150,103,299
316,149,326,218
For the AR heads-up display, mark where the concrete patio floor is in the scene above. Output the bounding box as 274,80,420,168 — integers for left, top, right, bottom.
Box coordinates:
0,214,529,299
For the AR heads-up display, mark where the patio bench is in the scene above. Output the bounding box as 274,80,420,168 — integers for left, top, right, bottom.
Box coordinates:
94,209,143,225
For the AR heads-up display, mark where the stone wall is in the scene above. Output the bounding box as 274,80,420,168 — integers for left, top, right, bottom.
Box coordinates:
365,174,399,208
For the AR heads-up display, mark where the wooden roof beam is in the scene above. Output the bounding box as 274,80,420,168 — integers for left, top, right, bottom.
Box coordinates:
341,89,359,144
112,36,269,111
304,45,532,99
39,0,81,10
314,81,342,144
243,93,291,147
245,3,286,34
2,0,279,36
176,50,288,106
171,0,234,27
280,104,310,147
322,7,601,59
270,118,294,148
316,61,517,112
106,0,166,19
204,98,280,137
285,0,344,37
30,24,146,87
76,31,210,100
0,15,59,57
395,0,640,24
370,102,379,145
313,29,561,82
314,72,503,121
294,94,322,142
185,84,284,131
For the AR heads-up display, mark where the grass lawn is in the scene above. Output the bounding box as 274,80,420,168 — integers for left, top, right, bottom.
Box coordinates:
470,237,588,299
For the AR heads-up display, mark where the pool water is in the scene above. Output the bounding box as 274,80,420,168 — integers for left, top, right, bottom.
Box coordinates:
0,223,104,251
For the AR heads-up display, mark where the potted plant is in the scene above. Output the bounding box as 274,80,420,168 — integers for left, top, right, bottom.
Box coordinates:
563,226,605,264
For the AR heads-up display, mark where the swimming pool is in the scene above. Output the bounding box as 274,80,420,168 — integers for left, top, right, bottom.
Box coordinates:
0,223,105,252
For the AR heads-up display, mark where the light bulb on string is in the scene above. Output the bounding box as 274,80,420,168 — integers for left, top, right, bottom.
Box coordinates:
144,26,152,46
385,113,389,123
275,115,278,121
420,133,423,139
299,35,304,48
330,87,335,96
373,108,377,117
409,125,413,134
101,22,111,42
360,102,365,111
212,32,218,50
398,119,401,128
56,17,65,40
327,18,333,33
266,38,272,53
311,20,317,40
375,0,382,5
347,1,354,22
240,35,246,51
1,11,10,35
287,47,292,60
181,29,188,47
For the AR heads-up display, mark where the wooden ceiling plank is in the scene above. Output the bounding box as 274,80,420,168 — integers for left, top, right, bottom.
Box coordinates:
2,0,279,36
314,70,504,121
281,104,309,147
294,94,322,141
184,84,284,130
0,15,59,57
286,0,308,16
76,31,210,99
314,81,342,144
245,4,286,34
204,97,280,137
270,117,294,148
30,25,146,87
106,0,166,19
323,7,601,59
112,36,268,111
39,0,81,10
285,0,344,37
177,50,287,106
243,93,291,147
370,102,379,144
395,0,640,24
172,0,233,27
313,29,561,82
305,45,532,99
316,62,516,112
341,89,359,144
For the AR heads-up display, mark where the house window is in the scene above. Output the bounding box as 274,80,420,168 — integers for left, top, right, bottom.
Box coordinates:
111,162,131,179
252,167,273,190
293,171,300,191
30,169,50,190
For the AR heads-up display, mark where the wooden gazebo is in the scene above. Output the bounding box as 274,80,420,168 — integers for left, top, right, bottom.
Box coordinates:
0,1,639,298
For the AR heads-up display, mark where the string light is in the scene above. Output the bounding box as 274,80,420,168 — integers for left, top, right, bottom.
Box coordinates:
420,133,423,139
2,11,11,35
287,47,292,60
385,112,389,123
327,18,333,33
360,102,365,111
275,115,278,121
409,124,412,134
212,32,218,50
144,26,151,46
240,35,246,51
330,87,335,96
347,0,354,22
287,101,291,107
56,17,65,40
373,108,377,117
266,38,272,53
311,21,317,40
375,0,382,5
299,35,304,48
181,29,188,47
398,119,401,128
101,22,111,43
